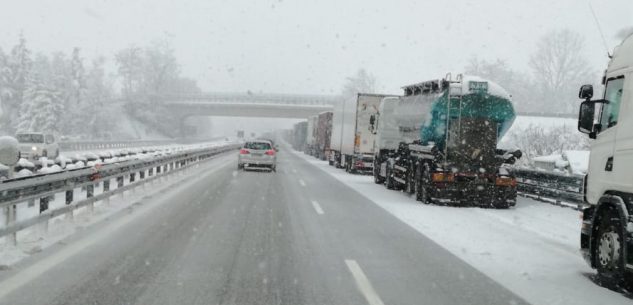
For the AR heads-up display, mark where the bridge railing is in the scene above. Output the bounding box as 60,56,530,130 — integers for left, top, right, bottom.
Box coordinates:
0,142,240,245
59,140,177,151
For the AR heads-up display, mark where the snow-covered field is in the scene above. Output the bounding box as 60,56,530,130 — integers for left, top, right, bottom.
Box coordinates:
293,151,632,305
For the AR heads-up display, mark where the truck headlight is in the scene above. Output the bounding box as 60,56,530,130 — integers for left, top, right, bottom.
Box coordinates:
31,146,37,151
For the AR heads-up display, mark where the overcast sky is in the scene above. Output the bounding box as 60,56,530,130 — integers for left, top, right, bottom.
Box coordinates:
0,0,631,95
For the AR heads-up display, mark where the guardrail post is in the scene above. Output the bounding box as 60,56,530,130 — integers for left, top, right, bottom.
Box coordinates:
5,204,17,246
39,196,49,235
117,176,125,199
103,179,110,205
129,173,136,193
65,189,74,220
87,184,95,213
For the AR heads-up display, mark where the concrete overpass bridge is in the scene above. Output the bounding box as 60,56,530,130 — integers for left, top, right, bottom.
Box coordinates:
155,92,339,135
161,92,337,119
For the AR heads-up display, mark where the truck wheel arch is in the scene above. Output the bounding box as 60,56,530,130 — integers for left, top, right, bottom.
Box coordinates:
590,194,630,269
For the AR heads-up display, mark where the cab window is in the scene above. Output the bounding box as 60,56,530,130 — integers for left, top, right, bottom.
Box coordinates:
599,77,625,129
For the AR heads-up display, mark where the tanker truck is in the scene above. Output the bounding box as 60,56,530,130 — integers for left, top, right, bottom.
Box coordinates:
370,74,522,208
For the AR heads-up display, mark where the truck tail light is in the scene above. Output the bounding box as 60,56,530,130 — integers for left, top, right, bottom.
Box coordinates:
265,150,275,156
432,172,454,182
495,177,517,187
239,149,250,154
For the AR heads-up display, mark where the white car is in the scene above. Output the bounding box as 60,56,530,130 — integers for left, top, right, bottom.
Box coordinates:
16,133,60,160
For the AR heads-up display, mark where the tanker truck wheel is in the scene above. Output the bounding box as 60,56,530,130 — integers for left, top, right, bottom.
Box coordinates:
385,165,395,190
415,164,432,204
405,164,415,194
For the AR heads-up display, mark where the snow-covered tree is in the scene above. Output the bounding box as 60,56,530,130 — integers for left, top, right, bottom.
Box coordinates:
115,46,144,99
341,69,377,101
142,40,179,96
16,76,64,133
6,33,32,132
529,29,595,113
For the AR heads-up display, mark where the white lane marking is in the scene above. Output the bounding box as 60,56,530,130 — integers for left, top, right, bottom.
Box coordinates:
345,259,386,305
299,179,306,187
311,200,324,215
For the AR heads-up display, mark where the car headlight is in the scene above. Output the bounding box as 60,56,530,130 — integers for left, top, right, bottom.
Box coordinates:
31,146,37,151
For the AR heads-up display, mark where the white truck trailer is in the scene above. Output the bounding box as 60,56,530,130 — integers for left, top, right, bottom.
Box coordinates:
329,93,395,173
578,33,633,285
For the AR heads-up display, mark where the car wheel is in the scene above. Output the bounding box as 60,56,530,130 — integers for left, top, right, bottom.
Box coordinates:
595,207,626,285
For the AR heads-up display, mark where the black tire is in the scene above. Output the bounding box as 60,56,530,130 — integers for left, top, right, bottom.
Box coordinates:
595,207,626,285
328,159,334,166
386,165,395,190
416,164,431,204
374,160,385,184
405,164,415,194
237,163,244,170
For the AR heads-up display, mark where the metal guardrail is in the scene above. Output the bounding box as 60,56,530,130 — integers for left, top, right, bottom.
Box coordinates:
0,142,240,244
58,140,177,151
511,168,585,206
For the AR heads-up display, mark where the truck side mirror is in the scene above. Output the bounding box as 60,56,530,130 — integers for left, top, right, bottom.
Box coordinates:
578,101,595,135
578,84,593,99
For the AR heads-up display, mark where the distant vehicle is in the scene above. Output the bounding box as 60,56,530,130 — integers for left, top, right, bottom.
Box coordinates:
237,130,245,138
314,111,333,161
304,115,318,156
330,93,394,173
291,121,308,151
371,75,521,208
15,133,59,160
237,140,276,171
577,33,632,284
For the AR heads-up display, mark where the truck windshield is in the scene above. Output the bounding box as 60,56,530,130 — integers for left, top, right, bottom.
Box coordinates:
600,77,625,129
16,134,44,143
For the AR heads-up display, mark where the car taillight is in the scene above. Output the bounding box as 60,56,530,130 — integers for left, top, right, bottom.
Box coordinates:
495,177,517,187
239,149,250,154
265,150,275,156
431,172,454,182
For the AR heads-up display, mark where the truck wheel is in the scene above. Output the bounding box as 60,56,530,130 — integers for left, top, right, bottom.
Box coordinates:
416,164,431,204
595,207,626,285
374,160,385,184
386,165,395,190
405,165,415,194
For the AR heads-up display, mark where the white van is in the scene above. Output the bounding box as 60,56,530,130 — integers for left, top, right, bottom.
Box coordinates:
15,133,60,160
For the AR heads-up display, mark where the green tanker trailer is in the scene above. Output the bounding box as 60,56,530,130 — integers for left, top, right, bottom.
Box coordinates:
370,74,522,208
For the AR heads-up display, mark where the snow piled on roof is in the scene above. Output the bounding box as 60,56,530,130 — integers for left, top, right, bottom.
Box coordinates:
563,150,589,175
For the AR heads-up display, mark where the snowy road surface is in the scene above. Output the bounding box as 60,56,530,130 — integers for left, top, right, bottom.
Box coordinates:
0,150,525,305
0,149,628,305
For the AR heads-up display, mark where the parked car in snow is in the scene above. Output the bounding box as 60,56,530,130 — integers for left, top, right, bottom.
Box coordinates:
15,132,60,160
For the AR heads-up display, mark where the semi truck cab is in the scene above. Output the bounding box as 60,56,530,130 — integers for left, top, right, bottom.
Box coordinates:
577,33,633,284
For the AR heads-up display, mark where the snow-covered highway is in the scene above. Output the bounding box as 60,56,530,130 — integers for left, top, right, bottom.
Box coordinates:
0,148,629,305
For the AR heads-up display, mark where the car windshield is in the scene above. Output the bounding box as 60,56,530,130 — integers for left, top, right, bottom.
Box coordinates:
16,134,44,143
245,142,271,150
0,2,632,305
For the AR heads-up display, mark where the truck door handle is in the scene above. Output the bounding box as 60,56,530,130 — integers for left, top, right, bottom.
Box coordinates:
605,156,613,172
